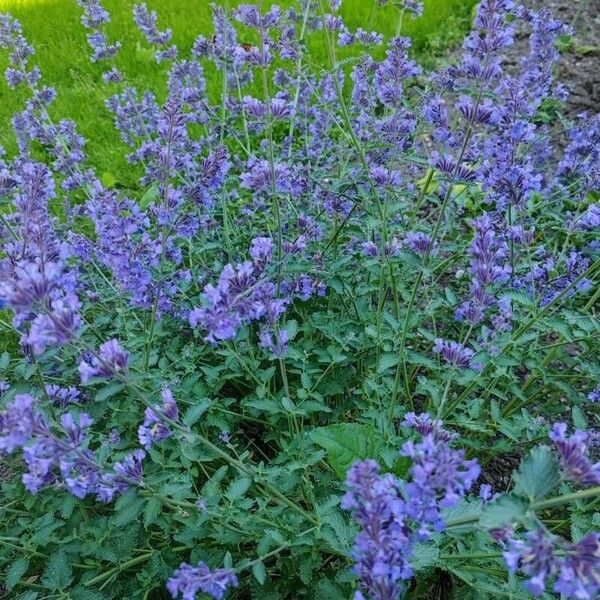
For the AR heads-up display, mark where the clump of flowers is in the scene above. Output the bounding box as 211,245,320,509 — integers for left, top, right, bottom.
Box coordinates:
0,0,599,598
342,415,480,598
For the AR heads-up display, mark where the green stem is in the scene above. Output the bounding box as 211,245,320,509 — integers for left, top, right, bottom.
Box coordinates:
446,485,600,529
84,553,154,587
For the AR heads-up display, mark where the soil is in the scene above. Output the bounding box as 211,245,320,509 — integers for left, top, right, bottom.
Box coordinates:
512,0,600,119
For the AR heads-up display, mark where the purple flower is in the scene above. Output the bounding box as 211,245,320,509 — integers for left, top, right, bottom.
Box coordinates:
589,385,600,403
549,423,600,487
0,380,9,395
138,388,179,449
344,417,478,597
79,339,129,383
402,412,455,442
102,66,123,83
374,36,420,109
97,449,145,503
479,483,493,503
60,412,93,446
86,30,120,62
189,260,286,344
502,529,600,599
167,561,238,600
0,394,40,453
259,328,289,357
59,448,101,498
219,431,231,444
401,425,480,531
555,533,600,599
504,529,556,596
342,460,412,600
45,385,81,407
578,204,600,230
133,3,174,53
76,0,110,29
240,158,305,197
249,237,273,262
404,231,432,254
455,213,511,326
0,161,83,354
433,339,477,370
22,439,57,493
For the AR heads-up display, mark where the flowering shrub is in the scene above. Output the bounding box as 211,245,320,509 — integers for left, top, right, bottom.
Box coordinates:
0,0,599,598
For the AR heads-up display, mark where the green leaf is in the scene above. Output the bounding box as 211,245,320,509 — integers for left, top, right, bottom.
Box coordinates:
72,588,109,600
42,549,73,591
285,319,299,341
61,495,76,519
17,593,38,600
226,476,252,501
140,183,159,210
377,353,398,374
101,171,116,188
0,351,10,371
182,398,210,426
572,405,588,430
513,445,560,501
95,382,125,402
310,424,383,477
144,498,162,527
412,543,439,571
479,493,529,529
113,496,145,527
5,557,28,591
252,561,267,585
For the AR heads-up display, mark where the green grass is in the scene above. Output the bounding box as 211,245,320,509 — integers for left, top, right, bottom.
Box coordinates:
0,0,476,182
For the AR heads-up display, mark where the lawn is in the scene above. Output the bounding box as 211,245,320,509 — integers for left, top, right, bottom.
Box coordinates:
0,0,477,182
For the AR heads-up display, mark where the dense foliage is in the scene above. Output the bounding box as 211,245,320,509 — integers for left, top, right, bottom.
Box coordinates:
0,0,599,598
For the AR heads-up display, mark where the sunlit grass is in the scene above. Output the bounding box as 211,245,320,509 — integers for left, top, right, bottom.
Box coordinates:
0,0,476,183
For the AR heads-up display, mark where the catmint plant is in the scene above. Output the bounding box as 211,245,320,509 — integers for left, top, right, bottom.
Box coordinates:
0,0,598,598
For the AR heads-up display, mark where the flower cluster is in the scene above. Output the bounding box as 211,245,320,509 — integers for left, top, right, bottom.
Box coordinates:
343,415,480,599
0,394,144,501
549,422,600,487
504,530,600,599
78,339,129,383
138,388,179,449
167,561,238,600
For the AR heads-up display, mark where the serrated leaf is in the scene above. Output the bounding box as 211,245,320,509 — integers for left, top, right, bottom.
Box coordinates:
479,494,529,529
42,549,73,591
183,398,210,426
95,382,124,402
285,319,298,341
61,495,75,519
144,497,162,527
113,497,145,527
412,543,439,571
377,353,398,373
513,446,560,501
310,424,383,477
572,405,588,429
5,557,28,591
226,476,252,501
72,588,109,600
